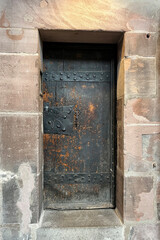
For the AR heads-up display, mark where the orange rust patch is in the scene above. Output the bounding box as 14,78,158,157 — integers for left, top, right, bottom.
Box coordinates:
43,82,54,103
60,151,70,159
89,103,95,113
82,85,87,88
74,146,82,150
60,97,64,104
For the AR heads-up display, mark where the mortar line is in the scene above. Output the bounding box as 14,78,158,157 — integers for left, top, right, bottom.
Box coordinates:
0,112,42,116
0,52,39,56
0,27,37,30
0,27,156,34
122,56,156,60
126,123,160,126
124,30,156,34
124,172,155,177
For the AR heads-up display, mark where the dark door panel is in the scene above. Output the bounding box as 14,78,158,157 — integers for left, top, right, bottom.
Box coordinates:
43,43,116,210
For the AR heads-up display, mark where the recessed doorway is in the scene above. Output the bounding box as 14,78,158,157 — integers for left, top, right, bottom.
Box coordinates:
43,43,116,210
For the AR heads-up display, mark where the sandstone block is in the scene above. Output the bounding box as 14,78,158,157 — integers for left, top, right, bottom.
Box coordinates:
157,203,160,220
125,32,156,57
117,59,124,99
117,98,124,171
127,223,160,240
116,168,124,220
0,0,157,31
0,115,41,174
117,98,124,122
37,208,123,239
124,125,160,172
157,34,160,98
125,98,160,124
118,35,125,63
0,55,41,112
124,176,154,222
124,58,156,99
157,177,160,220
142,133,160,171
0,28,39,54
37,227,124,240
117,121,124,170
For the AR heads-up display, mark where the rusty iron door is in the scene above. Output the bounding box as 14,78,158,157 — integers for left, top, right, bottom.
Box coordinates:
43,43,116,210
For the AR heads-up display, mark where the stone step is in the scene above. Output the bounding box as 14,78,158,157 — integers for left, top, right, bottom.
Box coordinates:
36,209,124,240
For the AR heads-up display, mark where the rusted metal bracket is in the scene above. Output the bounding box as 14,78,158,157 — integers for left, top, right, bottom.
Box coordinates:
43,71,110,82
45,173,111,184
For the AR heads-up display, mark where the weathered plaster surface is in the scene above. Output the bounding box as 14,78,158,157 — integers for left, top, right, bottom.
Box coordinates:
17,163,35,237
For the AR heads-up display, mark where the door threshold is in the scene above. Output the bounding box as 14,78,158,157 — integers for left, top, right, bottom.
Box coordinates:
39,209,122,229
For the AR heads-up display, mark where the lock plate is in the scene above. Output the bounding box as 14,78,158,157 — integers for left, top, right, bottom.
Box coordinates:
44,105,74,135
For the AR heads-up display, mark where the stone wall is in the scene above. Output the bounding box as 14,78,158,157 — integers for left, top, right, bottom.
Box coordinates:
0,0,160,239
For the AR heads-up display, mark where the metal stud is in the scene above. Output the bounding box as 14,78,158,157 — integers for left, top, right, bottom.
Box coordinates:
60,78,63,80
74,72,76,75
74,77,76,80
62,127,66,132
48,121,51,124
44,106,49,112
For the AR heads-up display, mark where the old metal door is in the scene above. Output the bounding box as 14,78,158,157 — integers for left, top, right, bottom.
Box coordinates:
43,43,116,210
